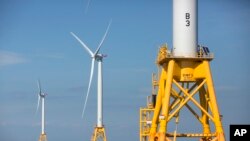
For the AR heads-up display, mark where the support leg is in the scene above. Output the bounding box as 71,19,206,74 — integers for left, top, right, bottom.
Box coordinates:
150,67,167,141
158,60,175,141
204,61,225,141
199,86,211,141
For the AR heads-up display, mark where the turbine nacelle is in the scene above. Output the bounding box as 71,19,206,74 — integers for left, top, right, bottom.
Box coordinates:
94,54,107,61
39,93,47,98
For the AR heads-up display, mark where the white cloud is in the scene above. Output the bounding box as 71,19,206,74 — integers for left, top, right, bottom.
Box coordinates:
0,50,27,66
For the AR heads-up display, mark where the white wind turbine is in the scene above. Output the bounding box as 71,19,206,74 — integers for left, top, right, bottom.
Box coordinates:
70,20,111,128
36,80,48,141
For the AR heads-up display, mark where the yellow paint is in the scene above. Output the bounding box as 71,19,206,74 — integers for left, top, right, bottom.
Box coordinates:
38,133,47,141
140,108,154,141
91,126,107,141
140,46,225,141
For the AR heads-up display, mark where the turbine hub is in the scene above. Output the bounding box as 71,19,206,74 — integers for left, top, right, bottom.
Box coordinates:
39,93,46,98
95,54,106,61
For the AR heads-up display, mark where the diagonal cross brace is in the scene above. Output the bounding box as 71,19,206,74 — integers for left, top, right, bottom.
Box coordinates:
167,79,214,122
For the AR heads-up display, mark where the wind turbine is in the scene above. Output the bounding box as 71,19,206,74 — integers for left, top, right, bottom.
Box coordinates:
70,20,111,141
36,80,48,141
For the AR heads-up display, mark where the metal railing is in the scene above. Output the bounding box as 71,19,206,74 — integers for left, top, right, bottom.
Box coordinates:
165,52,214,59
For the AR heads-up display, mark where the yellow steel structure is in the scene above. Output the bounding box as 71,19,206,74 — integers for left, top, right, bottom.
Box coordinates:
140,45,225,141
91,126,107,141
38,134,47,141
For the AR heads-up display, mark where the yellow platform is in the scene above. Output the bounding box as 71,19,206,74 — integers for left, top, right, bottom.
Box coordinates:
38,133,47,141
140,46,226,141
91,126,107,141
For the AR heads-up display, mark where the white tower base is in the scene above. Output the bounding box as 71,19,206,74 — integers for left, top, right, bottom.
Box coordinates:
97,60,103,127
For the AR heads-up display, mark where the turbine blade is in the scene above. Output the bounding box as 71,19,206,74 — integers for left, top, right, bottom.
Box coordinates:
82,58,95,118
94,19,112,55
85,0,91,14
36,95,40,114
37,79,41,95
70,32,94,57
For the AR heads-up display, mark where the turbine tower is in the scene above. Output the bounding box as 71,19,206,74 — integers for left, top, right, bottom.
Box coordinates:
70,20,111,141
36,80,48,141
140,0,226,141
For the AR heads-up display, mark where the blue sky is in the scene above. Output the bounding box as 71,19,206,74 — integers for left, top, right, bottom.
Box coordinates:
0,0,249,141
